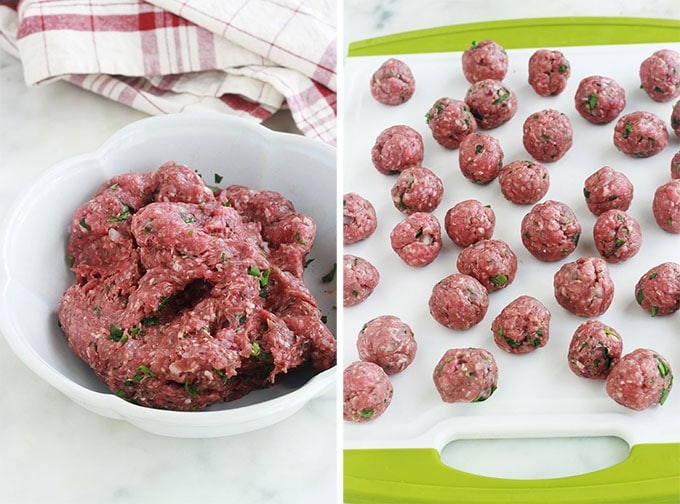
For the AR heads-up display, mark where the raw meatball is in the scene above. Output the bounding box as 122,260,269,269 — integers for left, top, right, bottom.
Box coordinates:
390,212,442,267
634,261,680,316
639,49,680,102
521,200,581,262
343,254,380,307
498,160,550,205
461,40,508,83
371,125,424,175
593,209,642,263
671,151,680,179
528,49,571,96
456,239,517,292
465,79,518,130
574,75,626,124
582,166,634,216
369,58,416,105
444,199,496,247
568,320,622,380
653,179,680,233
356,315,417,375
553,257,615,317
523,109,573,162
672,100,680,138
343,192,377,244
433,348,498,403
491,295,550,354
613,111,669,158
606,349,673,410
426,97,478,149
458,133,504,184
343,361,393,422
391,166,444,214
429,273,489,330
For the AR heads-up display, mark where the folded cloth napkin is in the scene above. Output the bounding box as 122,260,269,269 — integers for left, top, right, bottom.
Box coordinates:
0,0,337,145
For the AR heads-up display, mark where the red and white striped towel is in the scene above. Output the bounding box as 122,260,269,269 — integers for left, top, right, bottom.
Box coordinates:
0,0,337,145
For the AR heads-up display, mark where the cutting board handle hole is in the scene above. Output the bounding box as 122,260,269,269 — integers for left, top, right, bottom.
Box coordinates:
440,436,630,480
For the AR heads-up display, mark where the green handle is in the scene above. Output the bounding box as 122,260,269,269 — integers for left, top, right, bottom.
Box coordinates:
344,444,680,504
347,17,680,57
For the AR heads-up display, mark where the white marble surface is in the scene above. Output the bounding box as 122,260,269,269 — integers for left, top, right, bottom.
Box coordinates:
0,49,336,504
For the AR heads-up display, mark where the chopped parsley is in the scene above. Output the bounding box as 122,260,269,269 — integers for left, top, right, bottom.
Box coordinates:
584,93,598,111
79,218,91,231
107,204,131,223
622,122,634,139
108,324,127,344
322,263,337,283
492,88,511,105
179,212,197,224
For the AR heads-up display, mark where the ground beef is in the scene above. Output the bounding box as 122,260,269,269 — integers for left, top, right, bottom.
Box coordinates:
433,348,498,403
390,212,442,267
58,161,336,411
371,124,425,175
444,199,495,247
426,97,478,149
498,160,550,205
671,151,680,179
582,166,634,216
391,166,444,214
343,360,393,422
461,40,508,84
653,180,680,233
613,111,669,158
356,315,417,375
343,254,380,307
522,109,573,162
464,79,518,130
573,75,626,124
639,49,680,102
567,320,622,380
593,209,642,263
343,192,377,244
369,58,416,105
634,261,680,316
605,349,673,410
491,295,550,354
456,239,517,292
672,100,680,138
458,132,504,184
528,49,571,96
553,256,615,317
429,273,489,330
520,200,581,262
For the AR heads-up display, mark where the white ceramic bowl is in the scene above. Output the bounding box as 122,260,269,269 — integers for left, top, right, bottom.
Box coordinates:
0,113,337,438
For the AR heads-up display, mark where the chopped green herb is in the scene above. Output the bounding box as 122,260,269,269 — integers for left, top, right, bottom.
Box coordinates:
489,274,508,286
214,368,230,385
108,324,125,342
142,315,159,327
622,122,634,139
158,296,169,311
214,173,224,184
651,305,659,317
649,272,658,280
492,89,511,105
584,93,598,110
435,102,445,115
79,218,91,231
359,409,374,419
660,388,671,405
657,356,670,378
107,204,131,223
184,380,199,398
294,233,307,246
636,289,644,305
425,112,432,124
322,263,337,283
179,212,197,224
558,64,568,73
250,341,261,357
583,188,590,199
475,144,484,154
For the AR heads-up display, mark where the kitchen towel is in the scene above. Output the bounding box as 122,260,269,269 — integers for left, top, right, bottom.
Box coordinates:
0,0,337,145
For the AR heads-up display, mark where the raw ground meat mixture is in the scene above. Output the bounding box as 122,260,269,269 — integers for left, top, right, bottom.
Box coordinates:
592,209,642,263
498,160,550,205
461,40,508,84
456,239,517,292
638,49,680,102
464,79,518,130
491,295,550,354
634,261,680,317
444,199,495,247
371,124,424,175
356,314,417,375
343,192,377,244
613,111,669,158
573,75,626,124
428,273,489,330
582,166,634,216
458,132,504,184
605,348,673,410
426,97,478,149
528,49,570,97
652,179,680,233
391,166,444,214
522,108,573,162
343,360,393,422
390,212,443,267
433,347,498,403
58,161,336,411
567,320,622,380
520,200,582,262
343,254,380,307
369,58,416,105
553,256,615,318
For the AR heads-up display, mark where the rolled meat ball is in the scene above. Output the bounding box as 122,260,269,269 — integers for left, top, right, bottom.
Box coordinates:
634,261,680,317
583,166,634,216
343,254,380,307
528,49,571,96
369,58,416,105
593,209,642,263
653,179,680,233
456,239,517,292
429,273,489,330
574,75,626,124
426,97,478,149
567,320,622,380
613,111,668,158
433,348,498,403
391,166,444,214
371,124,424,175
553,256,615,318
523,109,573,162
357,315,417,375
498,160,550,205
461,40,508,83
606,349,673,410
672,100,680,138
343,361,393,422
444,199,496,247
521,200,581,262
343,192,377,244
458,132,504,184
639,49,680,102
671,151,680,179
491,295,550,354
390,212,442,267
464,79,518,130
